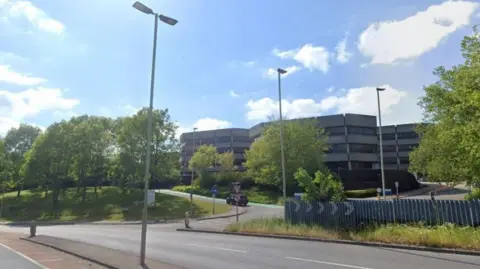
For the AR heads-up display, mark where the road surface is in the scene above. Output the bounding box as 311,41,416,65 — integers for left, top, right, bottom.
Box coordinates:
405,183,471,200
0,243,44,269
0,223,479,269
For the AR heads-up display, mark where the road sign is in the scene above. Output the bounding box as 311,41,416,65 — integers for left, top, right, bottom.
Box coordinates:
377,188,382,193
234,195,240,202
211,185,217,195
385,189,392,195
233,184,241,194
147,190,155,206
395,181,399,188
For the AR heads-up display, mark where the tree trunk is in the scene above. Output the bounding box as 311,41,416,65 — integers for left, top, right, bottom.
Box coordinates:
16,185,21,198
44,187,48,199
94,186,97,196
82,187,87,202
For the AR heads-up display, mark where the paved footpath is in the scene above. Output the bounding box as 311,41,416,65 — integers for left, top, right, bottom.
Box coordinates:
0,232,106,269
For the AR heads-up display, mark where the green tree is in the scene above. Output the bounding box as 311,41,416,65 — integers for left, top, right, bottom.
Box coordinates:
409,26,480,188
189,144,217,187
216,151,238,185
245,119,328,192
294,168,345,202
3,124,41,197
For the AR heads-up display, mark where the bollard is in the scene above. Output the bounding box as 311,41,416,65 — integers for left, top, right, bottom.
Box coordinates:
184,212,190,229
30,221,36,237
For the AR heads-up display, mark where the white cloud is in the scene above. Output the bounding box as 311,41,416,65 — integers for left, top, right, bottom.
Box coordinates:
335,34,352,64
123,104,141,115
244,61,256,67
264,65,301,79
327,86,335,93
245,85,422,125
0,87,80,134
0,52,28,62
273,44,330,73
0,65,45,85
3,0,65,34
229,90,239,98
358,0,479,65
176,118,232,138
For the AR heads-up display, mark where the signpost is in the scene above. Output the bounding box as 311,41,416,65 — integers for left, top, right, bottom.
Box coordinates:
376,188,381,200
395,181,399,199
232,182,241,222
211,185,217,215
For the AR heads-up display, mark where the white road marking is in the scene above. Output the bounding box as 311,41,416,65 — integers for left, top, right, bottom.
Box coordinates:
286,256,375,269
0,243,47,268
187,243,247,253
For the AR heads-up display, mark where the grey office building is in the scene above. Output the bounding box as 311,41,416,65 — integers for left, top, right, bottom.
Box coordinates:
179,113,419,181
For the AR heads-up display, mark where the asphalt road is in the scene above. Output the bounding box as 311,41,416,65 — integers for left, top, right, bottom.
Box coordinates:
405,183,471,200
0,243,43,269
0,223,479,269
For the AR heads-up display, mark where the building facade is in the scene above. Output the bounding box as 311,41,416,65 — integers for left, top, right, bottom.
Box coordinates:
179,113,419,181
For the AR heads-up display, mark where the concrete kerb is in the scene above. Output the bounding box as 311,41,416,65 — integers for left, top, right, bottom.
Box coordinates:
196,206,248,221
176,228,480,257
20,237,117,269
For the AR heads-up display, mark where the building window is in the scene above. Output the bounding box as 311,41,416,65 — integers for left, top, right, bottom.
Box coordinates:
217,147,231,153
397,144,418,151
397,132,418,139
232,136,251,142
381,133,396,140
380,145,397,152
351,162,373,169
233,147,248,154
349,143,377,153
234,159,246,166
216,136,231,143
324,126,345,136
326,162,349,171
347,126,376,136
399,157,410,164
327,143,347,153
383,157,398,164
199,138,215,145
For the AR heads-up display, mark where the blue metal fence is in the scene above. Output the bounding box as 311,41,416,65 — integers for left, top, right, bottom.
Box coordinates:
285,199,480,228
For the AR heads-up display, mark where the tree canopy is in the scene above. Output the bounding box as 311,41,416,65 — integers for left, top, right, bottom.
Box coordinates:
409,26,480,188
0,107,181,208
245,118,328,192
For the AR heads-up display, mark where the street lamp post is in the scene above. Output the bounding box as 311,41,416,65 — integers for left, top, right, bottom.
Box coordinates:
132,1,177,266
277,68,287,201
190,127,197,209
376,87,386,200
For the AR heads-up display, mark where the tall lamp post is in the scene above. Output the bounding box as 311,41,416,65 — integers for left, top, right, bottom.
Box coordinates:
376,87,386,200
132,1,177,266
277,68,287,201
190,127,197,208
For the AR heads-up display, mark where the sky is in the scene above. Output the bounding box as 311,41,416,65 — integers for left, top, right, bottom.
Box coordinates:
0,0,479,136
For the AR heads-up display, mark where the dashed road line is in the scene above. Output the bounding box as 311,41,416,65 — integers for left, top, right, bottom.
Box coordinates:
286,256,376,269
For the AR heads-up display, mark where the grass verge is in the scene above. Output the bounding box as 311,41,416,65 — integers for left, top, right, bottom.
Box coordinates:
172,185,282,204
226,218,480,251
0,187,231,222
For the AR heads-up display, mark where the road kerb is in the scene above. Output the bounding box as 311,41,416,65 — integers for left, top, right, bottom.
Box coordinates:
176,228,480,257
196,207,248,221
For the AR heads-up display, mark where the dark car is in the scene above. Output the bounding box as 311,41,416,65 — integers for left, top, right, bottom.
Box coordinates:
226,193,248,206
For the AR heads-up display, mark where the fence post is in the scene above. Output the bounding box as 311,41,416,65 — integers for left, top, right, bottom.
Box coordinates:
469,202,475,227
392,200,396,223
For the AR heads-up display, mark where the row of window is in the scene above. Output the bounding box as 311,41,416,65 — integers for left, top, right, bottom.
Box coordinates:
325,161,373,170
324,126,377,136
328,143,378,153
183,136,252,145
382,157,409,164
381,132,419,140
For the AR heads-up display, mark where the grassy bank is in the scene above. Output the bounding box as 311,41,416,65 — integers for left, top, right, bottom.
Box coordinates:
0,187,230,222
172,185,282,204
226,218,480,251
173,185,380,203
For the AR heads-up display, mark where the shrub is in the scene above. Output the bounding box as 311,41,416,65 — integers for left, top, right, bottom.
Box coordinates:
465,189,480,201
294,168,345,202
344,188,378,198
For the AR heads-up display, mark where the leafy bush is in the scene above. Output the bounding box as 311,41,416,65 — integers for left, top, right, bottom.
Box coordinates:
465,189,480,201
294,168,345,202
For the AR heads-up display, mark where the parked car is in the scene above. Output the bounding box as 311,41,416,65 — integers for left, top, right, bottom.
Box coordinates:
226,193,248,206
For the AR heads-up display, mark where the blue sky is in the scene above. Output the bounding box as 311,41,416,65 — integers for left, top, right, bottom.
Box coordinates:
0,0,479,135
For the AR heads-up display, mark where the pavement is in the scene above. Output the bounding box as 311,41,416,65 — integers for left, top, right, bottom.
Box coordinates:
0,232,107,269
404,183,471,200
